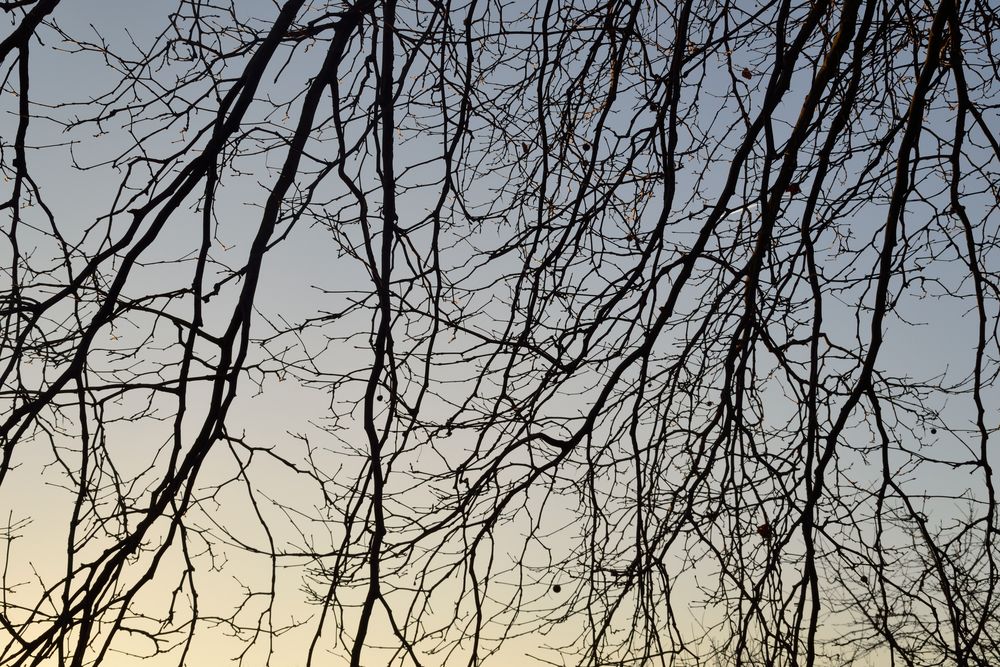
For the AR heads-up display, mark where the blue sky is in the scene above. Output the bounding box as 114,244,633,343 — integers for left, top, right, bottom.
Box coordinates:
1,1,998,665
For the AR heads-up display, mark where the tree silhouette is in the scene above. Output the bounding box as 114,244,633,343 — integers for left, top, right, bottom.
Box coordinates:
1,0,998,665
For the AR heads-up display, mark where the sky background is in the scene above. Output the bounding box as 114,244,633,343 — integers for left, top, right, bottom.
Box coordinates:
1,0,998,665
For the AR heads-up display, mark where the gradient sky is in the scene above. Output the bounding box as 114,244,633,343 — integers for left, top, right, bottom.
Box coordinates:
1,1,997,666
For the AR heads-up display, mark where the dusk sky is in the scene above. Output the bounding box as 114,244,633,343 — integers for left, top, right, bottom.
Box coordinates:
1,1,998,666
